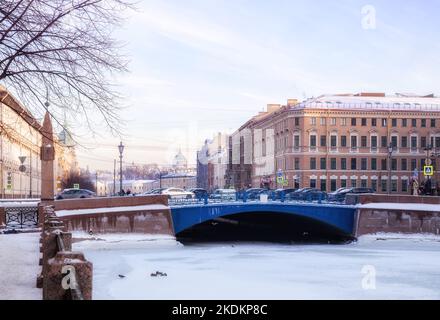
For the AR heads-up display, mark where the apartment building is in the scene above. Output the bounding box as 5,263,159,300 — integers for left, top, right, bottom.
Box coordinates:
251,93,440,194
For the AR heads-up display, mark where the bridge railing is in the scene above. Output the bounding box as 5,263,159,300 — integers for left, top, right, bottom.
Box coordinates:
168,192,346,206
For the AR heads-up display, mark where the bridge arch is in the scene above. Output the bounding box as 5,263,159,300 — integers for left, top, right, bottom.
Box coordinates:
171,203,356,242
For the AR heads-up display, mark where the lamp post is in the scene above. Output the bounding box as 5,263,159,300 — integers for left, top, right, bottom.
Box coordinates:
424,144,433,195
118,142,124,195
387,143,393,194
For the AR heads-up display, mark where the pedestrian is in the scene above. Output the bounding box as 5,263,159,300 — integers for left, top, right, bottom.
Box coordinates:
126,189,131,195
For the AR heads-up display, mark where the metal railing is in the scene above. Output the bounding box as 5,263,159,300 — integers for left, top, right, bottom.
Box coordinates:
5,206,39,228
168,192,346,207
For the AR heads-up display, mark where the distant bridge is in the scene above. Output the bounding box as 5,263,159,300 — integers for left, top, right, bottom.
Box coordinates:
170,199,357,241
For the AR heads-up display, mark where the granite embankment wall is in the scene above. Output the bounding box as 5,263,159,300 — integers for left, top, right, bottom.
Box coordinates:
55,195,174,235
347,194,440,236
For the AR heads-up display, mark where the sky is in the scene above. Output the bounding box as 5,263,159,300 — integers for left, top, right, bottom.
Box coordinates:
75,0,440,171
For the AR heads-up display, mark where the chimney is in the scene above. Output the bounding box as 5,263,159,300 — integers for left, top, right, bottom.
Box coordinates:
266,104,281,113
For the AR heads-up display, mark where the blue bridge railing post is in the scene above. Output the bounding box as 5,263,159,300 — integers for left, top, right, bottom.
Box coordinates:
281,190,285,203
204,194,208,205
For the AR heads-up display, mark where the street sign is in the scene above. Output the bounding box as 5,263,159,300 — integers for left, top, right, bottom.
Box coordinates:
423,165,434,176
276,176,284,184
19,165,26,173
277,169,283,178
73,183,80,189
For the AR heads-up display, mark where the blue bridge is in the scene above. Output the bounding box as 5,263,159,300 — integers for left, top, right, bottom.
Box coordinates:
169,199,357,241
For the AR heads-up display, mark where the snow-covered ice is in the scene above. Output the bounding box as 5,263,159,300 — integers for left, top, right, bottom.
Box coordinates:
73,233,440,300
0,232,41,300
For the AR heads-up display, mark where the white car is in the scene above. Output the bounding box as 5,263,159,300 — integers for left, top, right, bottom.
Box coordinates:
162,187,195,199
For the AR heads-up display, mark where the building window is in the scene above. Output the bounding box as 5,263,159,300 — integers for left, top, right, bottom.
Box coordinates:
381,159,387,170
294,135,300,149
402,119,407,127
391,158,397,171
381,136,388,148
361,179,368,188
391,180,397,192
382,118,387,127
361,118,367,126
351,158,357,170
330,158,337,170
361,158,367,170
295,117,300,126
341,118,347,126
381,179,387,192
310,135,317,147
391,118,397,127
430,119,436,128
436,137,440,148
310,158,316,170
351,136,357,149
320,118,326,125
421,119,426,127
411,119,417,127
411,136,418,150
330,118,336,126
330,135,337,148
371,136,377,149
401,136,408,148
421,136,427,149
295,158,300,170
361,136,367,148
371,179,377,192
391,136,398,149
402,180,408,193
311,117,316,125
411,159,417,171
341,179,347,188
320,179,326,192
320,158,326,170
341,158,347,170
341,135,347,147
351,179,357,188
330,179,337,192
401,159,407,171
371,158,377,170
320,135,327,147
351,118,357,126
421,159,426,168
371,118,377,127
310,179,317,188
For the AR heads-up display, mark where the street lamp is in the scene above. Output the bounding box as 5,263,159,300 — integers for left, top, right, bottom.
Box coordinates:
387,143,393,194
118,142,124,195
424,144,433,195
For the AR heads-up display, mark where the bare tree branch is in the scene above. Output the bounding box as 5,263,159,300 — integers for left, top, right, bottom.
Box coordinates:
0,0,133,136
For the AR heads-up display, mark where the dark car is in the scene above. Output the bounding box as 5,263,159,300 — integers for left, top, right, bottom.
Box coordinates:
56,188,95,200
244,188,266,200
288,187,314,200
328,187,374,202
274,188,297,200
299,188,327,201
189,188,208,199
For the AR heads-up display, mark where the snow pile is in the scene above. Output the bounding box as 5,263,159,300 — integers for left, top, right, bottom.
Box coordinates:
56,204,169,217
358,202,440,212
0,232,41,300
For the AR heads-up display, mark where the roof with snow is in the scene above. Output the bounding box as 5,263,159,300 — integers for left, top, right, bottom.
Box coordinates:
294,93,440,112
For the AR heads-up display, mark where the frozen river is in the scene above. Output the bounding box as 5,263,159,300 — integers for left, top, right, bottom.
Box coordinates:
73,233,440,300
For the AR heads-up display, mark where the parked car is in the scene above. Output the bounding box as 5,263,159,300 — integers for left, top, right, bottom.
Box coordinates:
210,189,237,200
288,188,326,201
162,188,195,199
274,188,297,200
188,188,209,199
243,188,266,200
329,187,374,202
288,187,314,200
56,188,96,200
148,188,166,194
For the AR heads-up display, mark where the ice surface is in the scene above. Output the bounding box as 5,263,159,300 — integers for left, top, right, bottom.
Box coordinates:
73,233,440,300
